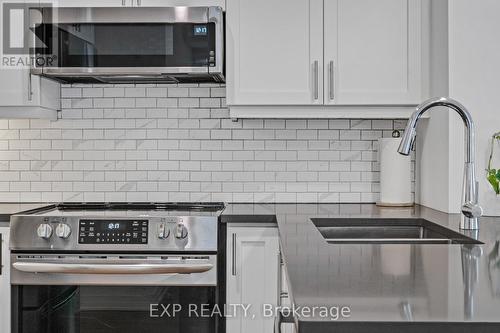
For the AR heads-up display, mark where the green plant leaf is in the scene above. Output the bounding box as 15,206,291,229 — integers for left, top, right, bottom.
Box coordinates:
486,169,496,178
497,170,500,181
488,174,500,195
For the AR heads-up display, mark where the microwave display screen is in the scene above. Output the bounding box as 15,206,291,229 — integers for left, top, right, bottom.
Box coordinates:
194,25,208,36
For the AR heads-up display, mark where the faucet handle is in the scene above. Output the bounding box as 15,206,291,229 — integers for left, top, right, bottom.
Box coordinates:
461,202,483,219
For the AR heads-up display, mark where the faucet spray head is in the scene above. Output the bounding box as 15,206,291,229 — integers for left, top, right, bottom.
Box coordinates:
398,127,416,156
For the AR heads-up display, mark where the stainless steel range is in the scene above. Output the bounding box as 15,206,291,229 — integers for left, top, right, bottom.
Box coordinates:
9,202,225,333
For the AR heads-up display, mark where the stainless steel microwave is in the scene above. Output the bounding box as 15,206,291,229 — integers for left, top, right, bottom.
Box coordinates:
30,6,224,84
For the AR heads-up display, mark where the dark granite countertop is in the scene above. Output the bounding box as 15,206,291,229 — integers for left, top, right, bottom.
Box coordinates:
220,203,278,223
222,203,500,331
0,203,52,227
2,202,500,330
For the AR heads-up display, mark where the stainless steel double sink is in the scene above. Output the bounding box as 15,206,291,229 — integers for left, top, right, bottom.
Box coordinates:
311,218,482,244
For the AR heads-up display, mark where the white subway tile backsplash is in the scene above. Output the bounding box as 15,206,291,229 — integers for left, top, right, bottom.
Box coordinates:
136,98,157,108
125,87,146,98
210,87,226,98
339,130,360,140
0,83,414,203
328,120,350,129
82,88,104,98
61,88,82,98
114,98,135,108
168,88,189,98
361,130,383,140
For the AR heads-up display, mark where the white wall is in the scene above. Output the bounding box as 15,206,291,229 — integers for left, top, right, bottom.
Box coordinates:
417,0,500,216
415,0,455,213
448,0,500,216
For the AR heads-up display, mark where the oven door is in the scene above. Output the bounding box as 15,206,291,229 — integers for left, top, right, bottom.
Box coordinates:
11,254,218,333
30,6,224,82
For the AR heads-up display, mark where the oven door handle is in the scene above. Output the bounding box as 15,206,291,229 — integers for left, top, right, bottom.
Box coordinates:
13,262,213,275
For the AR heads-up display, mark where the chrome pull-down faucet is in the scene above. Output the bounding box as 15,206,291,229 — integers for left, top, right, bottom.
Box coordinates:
398,97,483,230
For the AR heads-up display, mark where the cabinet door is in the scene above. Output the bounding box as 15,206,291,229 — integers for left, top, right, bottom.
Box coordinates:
324,0,423,105
0,68,33,107
0,0,60,117
227,226,279,333
0,0,30,107
227,0,323,105
0,228,10,333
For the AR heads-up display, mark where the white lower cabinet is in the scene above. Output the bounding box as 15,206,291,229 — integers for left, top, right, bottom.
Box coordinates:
226,226,280,333
226,225,296,333
0,227,10,333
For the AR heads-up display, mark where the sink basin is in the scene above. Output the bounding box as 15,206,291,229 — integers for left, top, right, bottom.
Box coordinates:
311,218,482,244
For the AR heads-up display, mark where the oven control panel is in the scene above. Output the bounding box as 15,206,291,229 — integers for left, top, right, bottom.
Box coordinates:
78,220,148,244
10,214,218,252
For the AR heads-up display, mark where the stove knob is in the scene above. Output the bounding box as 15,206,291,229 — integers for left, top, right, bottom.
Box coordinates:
37,224,53,239
55,223,71,239
175,223,188,239
157,223,170,240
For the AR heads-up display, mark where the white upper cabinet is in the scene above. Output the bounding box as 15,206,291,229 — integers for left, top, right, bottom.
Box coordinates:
324,0,424,105
226,0,323,105
227,0,429,117
0,0,60,118
0,70,60,118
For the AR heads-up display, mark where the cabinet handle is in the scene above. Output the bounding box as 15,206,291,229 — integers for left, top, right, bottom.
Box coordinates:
27,72,33,101
313,60,319,100
0,233,3,276
329,60,334,101
231,233,236,276
122,0,126,6
274,313,282,333
274,309,294,333
137,0,141,6
277,251,282,306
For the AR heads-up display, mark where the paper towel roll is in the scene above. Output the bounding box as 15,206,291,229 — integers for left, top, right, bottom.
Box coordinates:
377,138,413,206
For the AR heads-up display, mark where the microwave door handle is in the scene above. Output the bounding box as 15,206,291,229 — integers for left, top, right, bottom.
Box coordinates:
13,262,213,275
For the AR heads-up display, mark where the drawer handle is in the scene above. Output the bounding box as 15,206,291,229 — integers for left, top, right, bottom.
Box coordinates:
231,233,236,276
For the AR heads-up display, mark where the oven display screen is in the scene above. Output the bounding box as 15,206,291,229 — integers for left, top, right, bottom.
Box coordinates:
106,222,123,230
78,220,148,244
